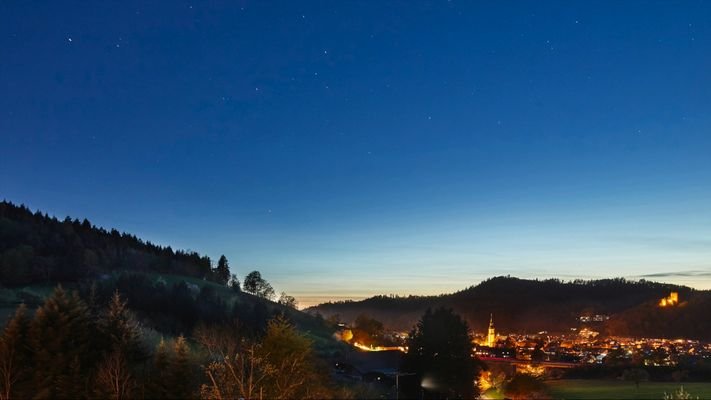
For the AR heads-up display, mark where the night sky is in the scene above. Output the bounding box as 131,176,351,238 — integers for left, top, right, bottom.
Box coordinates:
2,1,711,306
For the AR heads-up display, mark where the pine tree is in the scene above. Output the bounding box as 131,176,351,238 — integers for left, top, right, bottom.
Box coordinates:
100,290,142,361
0,304,31,400
146,338,170,399
169,335,192,399
29,286,92,399
403,307,482,399
228,274,241,293
214,255,230,285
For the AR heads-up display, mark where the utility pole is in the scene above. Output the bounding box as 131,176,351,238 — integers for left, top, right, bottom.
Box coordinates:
394,372,416,400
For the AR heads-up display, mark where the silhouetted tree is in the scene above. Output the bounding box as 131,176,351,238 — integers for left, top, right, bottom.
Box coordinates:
504,373,547,400
168,335,193,399
146,338,170,399
622,368,650,389
278,292,298,309
243,271,274,300
531,346,546,363
0,200,227,285
402,307,481,399
228,274,241,292
0,305,31,400
199,316,333,400
30,286,92,399
214,255,230,285
100,290,143,362
94,349,134,400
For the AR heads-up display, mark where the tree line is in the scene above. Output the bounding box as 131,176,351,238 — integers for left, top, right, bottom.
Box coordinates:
313,276,698,334
0,201,217,285
0,285,345,399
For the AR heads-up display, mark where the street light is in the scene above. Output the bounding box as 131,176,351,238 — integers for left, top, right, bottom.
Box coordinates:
420,376,437,400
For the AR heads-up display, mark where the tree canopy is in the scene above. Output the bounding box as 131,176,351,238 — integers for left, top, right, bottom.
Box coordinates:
243,271,275,300
402,307,481,399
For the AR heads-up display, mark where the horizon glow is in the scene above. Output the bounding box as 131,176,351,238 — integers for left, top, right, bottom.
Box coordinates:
2,1,710,308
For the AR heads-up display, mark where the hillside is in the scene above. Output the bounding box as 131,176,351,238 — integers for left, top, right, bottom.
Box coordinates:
309,276,711,340
0,200,216,286
0,200,340,348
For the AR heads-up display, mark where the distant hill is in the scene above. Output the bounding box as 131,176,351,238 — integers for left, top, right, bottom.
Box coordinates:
606,290,711,340
309,276,711,340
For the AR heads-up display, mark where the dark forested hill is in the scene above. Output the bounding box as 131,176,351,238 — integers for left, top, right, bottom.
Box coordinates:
0,200,340,347
309,276,711,340
0,201,351,399
0,200,216,286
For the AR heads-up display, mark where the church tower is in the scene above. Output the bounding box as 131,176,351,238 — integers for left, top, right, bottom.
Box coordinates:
486,313,496,347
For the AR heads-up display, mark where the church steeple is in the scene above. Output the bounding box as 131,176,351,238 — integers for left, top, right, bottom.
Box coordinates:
486,313,496,347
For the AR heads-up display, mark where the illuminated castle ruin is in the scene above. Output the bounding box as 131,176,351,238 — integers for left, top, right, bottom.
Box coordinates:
659,291,679,307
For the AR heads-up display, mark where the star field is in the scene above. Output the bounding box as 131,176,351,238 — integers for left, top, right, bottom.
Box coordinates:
1,1,711,307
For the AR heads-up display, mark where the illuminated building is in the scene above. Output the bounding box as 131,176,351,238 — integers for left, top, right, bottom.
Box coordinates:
486,314,496,347
659,291,679,307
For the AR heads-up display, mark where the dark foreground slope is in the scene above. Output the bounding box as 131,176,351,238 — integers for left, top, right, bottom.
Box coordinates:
310,276,711,340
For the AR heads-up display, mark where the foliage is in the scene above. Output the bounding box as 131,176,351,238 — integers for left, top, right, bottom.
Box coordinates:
547,380,711,400
351,314,384,345
146,338,171,399
504,373,547,400
0,201,219,285
29,286,92,399
664,386,700,400
94,349,135,400
311,276,707,340
0,305,30,400
278,292,298,309
402,307,481,399
228,274,241,292
169,335,194,398
623,368,650,389
0,202,351,398
198,316,337,400
214,255,230,285
243,271,275,300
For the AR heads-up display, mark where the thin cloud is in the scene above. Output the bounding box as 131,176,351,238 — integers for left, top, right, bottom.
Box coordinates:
636,269,711,278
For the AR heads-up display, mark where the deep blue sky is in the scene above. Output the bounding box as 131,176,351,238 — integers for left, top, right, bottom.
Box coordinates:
2,1,711,306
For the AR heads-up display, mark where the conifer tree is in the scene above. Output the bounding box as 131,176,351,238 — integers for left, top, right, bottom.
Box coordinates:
100,290,142,361
29,286,92,399
146,338,170,399
169,335,192,399
0,304,31,400
214,255,230,285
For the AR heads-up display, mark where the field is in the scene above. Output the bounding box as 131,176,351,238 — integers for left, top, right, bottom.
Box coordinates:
546,379,711,399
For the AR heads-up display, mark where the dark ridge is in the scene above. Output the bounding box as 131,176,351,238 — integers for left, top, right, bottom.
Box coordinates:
0,200,217,286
